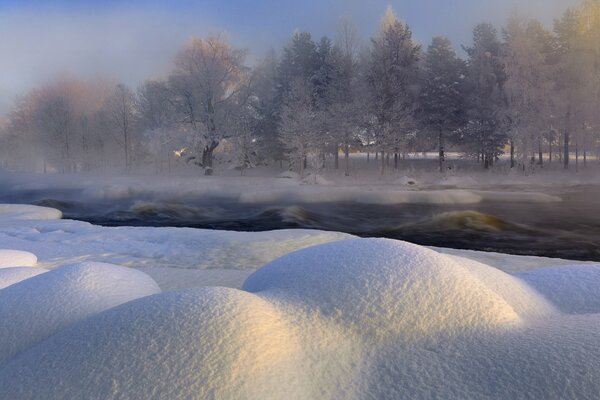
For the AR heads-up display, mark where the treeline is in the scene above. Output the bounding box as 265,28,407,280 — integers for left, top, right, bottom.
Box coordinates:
2,2,600,176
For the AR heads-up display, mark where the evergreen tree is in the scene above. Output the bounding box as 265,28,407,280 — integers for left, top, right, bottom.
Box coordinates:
367,6,421,174
419,36,466,172
463,23,507,168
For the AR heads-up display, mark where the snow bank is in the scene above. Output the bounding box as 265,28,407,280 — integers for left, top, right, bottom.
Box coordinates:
434,175,479,187
244,239,551,339
0,204,62,221
0,249,37,268
0,238,599,398
302,173,333,185
476,190,562,203
0,288,311,399
0,267,47,289
518,265,600,314
278,170,301,180
0,262,160,365
395,176,419,186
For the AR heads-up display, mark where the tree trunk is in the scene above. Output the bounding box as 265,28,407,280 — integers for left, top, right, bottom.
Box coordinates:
538,137,543,166
510,139,515,169
549,140,552,164
334,147,339,170
564,130,570,170
576,143,579,173
438,128,445,173
344,145,350,177
380,150,385,176
202,140,219,175
394,150,398,170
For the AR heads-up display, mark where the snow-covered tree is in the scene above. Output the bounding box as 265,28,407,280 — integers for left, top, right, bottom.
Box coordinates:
503,15,556,169
278,78,319,178
419,36,466,172
168,35,248,175
367,6,421,174
463,23,507,168
103,83,139,169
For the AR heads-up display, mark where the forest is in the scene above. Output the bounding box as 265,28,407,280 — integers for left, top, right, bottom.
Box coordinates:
1,0,600,177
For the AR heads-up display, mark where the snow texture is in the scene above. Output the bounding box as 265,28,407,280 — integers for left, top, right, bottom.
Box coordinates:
0,204,62,221
0,262,160,365
518,265,600,314
0,267,47,289
0,249,37,268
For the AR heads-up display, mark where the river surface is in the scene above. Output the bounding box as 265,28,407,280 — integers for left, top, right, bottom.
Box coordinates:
1,182,599,261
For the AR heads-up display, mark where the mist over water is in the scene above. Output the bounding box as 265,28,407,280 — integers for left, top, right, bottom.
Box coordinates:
3,182,599,261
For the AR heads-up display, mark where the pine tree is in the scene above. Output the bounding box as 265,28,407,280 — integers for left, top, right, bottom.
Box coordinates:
463,23,507,169
419,36,466,173
367,6,421,174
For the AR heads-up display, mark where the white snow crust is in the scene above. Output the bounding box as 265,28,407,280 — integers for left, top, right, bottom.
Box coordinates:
0,204,62,221
0,267,47,289
0,262,160,365
0,249,37,268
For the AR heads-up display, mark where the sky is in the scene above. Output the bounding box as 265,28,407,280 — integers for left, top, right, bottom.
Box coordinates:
0,0,581,116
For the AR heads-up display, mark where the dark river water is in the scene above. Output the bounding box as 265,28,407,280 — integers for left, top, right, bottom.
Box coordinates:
1,183,599,262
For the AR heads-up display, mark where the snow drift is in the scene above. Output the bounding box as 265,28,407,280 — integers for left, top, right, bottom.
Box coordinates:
0,262,160,365
0,204,62,221
0,249,37,268
4,238,599,399
0,267,47,289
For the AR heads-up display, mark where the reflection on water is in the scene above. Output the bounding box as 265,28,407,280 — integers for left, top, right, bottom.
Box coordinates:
4,186,600,261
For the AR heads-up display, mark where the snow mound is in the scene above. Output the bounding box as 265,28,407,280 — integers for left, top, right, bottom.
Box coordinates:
0,262,160,365
476,190,562,203
395,176,419,186
243,238,547,339
302,173,333,185
518,265,600,314
0,204,62,221
435,175,478,187
0,249,37,268
0,288,310,400
278,170,301,179
0,267,47,289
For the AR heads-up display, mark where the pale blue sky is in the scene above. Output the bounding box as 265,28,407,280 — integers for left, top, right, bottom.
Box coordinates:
0,0,581,114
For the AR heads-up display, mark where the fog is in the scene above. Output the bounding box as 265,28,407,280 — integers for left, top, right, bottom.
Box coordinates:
0,0,580,115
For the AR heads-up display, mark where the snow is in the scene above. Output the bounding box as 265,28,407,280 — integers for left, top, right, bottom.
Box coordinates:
0,262,160,365
0,267,47,289
0,249,37,268
1,203,600,398
243,239,554,339
517,265,600,314
0,204,62,221
0,288,313,399
395,175,419,186
435,175,479,187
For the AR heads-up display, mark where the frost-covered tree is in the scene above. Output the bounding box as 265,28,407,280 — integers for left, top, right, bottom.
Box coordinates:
250,51,283,165
463,23,507,168
168,35,248,174
419,36,466,172
367,6,421,174
278,78,319,178
503,15,556,169
103,83,139,169
137,80,180,173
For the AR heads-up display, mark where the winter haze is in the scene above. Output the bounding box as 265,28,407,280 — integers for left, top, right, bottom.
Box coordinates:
0,0,580,115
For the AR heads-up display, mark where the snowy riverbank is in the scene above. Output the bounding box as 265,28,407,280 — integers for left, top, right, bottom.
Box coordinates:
0,204,599,399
